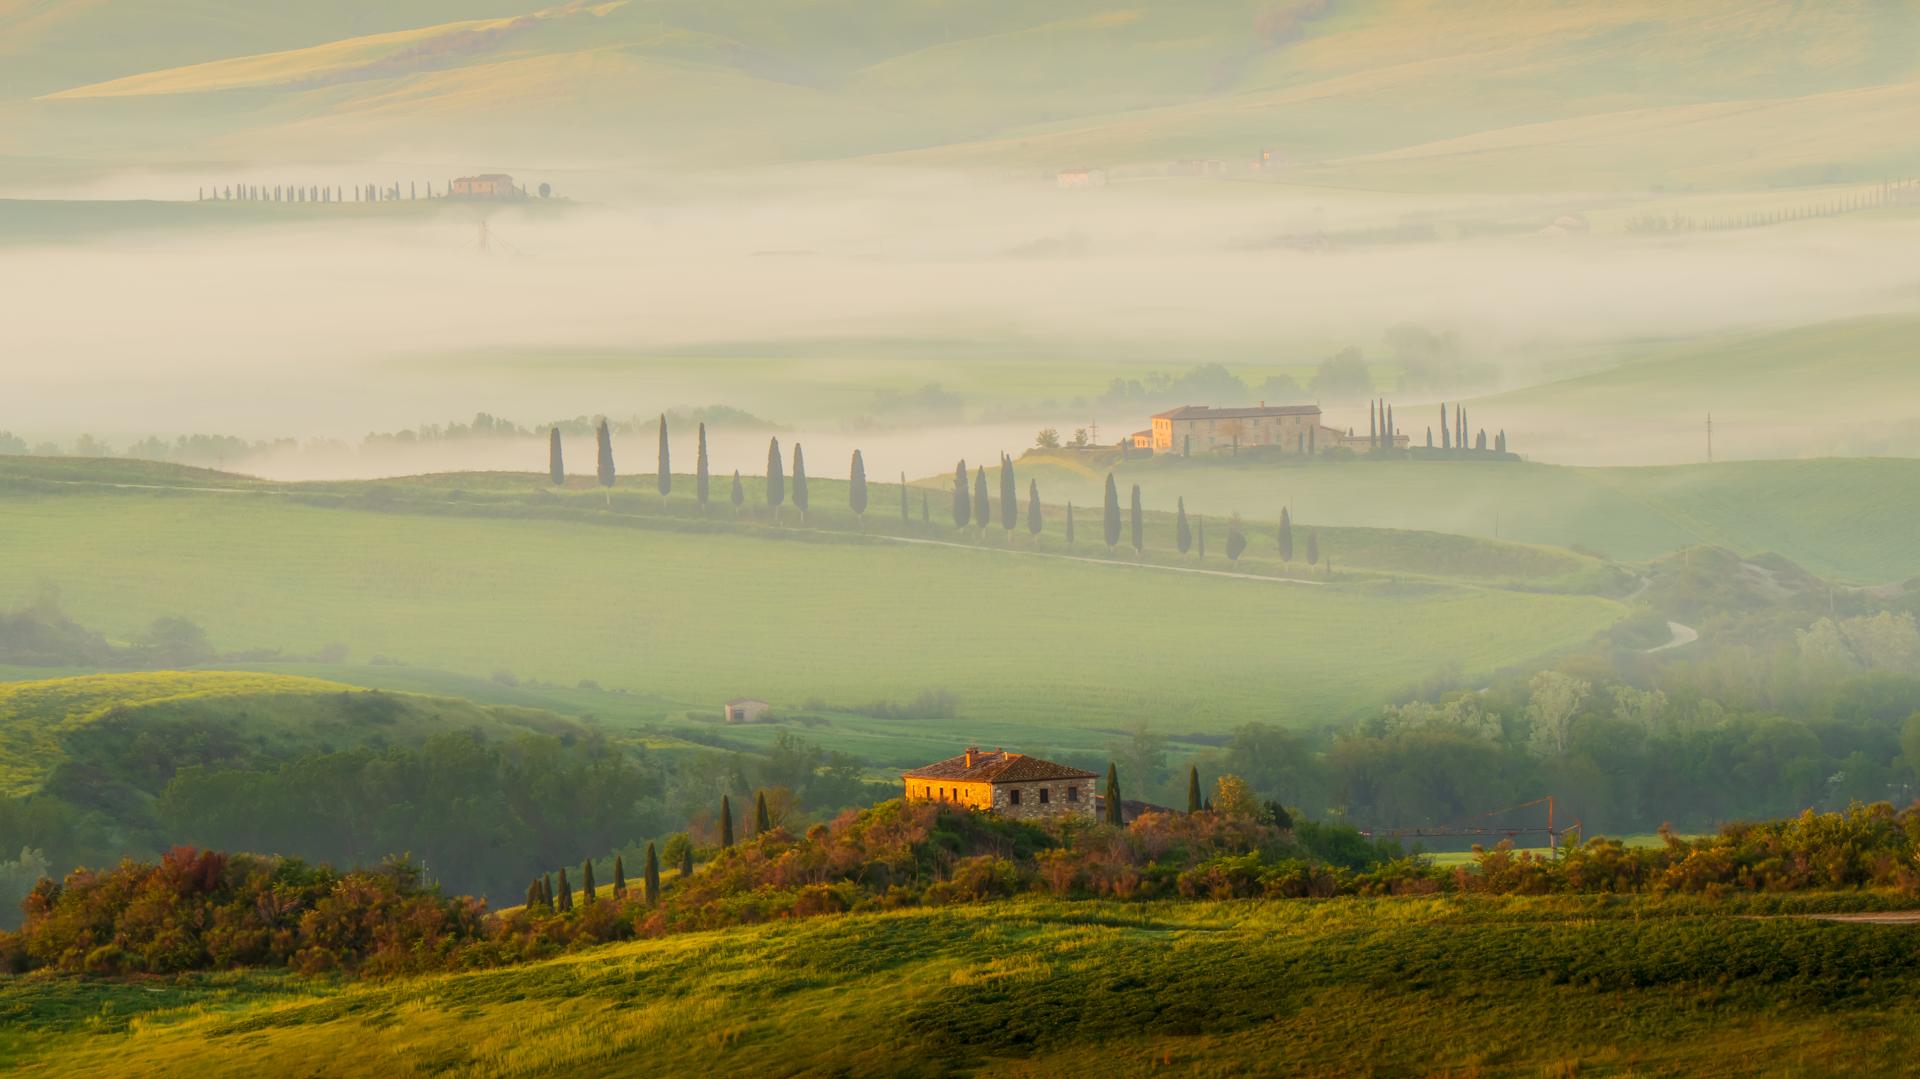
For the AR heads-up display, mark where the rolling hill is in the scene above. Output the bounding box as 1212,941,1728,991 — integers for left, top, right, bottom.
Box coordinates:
10,1,1920,188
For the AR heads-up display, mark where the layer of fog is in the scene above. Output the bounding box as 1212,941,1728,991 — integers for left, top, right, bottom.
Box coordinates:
6,166,1920,475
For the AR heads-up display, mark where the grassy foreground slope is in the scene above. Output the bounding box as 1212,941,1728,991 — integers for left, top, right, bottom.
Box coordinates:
7,897,1920,1077
1022,453,1920,584
0,475,1621,734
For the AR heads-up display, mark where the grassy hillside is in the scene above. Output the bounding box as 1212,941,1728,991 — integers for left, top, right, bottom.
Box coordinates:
13,1,1920,186
7,896,1920,1076
0,459,1624,737
0,670,596,798
1019,451,1920,584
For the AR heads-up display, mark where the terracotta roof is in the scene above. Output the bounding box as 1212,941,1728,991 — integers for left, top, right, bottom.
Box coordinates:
725,697,768,707
1151,404,1321,421
902,749,1097,783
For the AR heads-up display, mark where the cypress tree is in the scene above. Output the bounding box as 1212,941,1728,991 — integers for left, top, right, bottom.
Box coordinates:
548,427,564,485
1104,763,1123,825
656,410,672,499
595,419,615,502
1369,399,1378,450
972,466,989,535
1129,484,1144,556
766,437,785,514
1176,497,1192,554
730,470,744,514
542,874,554,908
613,854,627,897
1475,429,1487,450
1026,479,1041,539
1278,507,1294,562
849,450,868,521
792,443,809,523
900,471,908,522
720,795,734,847
1102,474,1121,552
952,461,971,528
696,423,710,510
1426,426,1433,449
755,789,772,834
680,842,694,878
557,867,573,912
582,859,596,904
1226,513,1247,564
525,879,542,909
1187,766,1202,814
1307,530,1319,566
999,454,1017,537
1066,502,1075,548
1441,403,1451,449
644,842,661,905
1386,404,1395,447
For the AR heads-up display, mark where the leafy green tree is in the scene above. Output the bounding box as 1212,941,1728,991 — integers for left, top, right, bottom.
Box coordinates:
644,842,661,905
657,414,671,500
557,866,573,912
973,466,989,535
1176,497,1192,555
1027,480,1042,539
999,454,1017,537
1102,475,1121,552
792,443,809,523
696,423,710,510
613,854,626,897
581,858,596,904
1902,712,1920,782
548,427,564,486
1187,766,1202,814
1226,513,1247,564
595,419,615,502
849,450,868,521
720,795,734,847
766,437,785,513
1307,530,1319,566
1104,763,1123,825
755,790,772,834
1130,484,1144,557
730,470,744,514
952,461,971,528
1278,508,1294,562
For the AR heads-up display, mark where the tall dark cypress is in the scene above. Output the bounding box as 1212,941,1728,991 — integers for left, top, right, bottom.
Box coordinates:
595,419,615,501
525,879,542,909
613,854,627,897
680,842,694,878
657,414,671,499
849,450,868,520
720,795,735,847
952,461,971,528
582,859,596,904
1026,479,1042,539
644,842,661,905
1226,513,1247,564
999,454,1017,536
973,466,989,534
696,423,710,510
1187,766,1202,814
1426,426,1434,449
766,437,785,513
730,470,744,514
548,427,564,486
1102,475,1121,552
1369,400,1378,450
1441,403,1451,449
1386,404,1395,448
1278,507,1294,562
1129,484,1144,556
1104,763,1123,826
1176,497,1192,555
542,874,554,908
755,790,772,834
557,867,573,912
792,443,809,522
1307,530,1319,566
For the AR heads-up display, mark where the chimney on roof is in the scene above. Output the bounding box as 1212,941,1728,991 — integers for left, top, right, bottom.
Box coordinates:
965,747,978,768
1260,401,1265,408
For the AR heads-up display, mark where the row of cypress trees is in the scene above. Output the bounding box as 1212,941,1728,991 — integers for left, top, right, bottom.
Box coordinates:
528,788,789,916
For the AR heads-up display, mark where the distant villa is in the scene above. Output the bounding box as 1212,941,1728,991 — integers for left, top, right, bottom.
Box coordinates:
1131,403,1408,456
903,748,1097,820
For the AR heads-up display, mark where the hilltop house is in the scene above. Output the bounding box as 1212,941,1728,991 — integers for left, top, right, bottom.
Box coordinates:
724,698,771,724
450,174,521,199
1146,403,1410,455
903,748,1097,821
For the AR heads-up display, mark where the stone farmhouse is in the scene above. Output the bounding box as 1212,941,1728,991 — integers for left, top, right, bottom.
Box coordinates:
450,173,523,199
724,698,771,723
1134,403,1409,455
903,748,1097,821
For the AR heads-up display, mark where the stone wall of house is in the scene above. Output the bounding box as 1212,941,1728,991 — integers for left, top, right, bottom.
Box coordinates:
904,779,995,811
991,778,1096,821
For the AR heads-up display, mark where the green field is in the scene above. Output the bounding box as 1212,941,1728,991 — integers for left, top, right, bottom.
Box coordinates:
0,459,1623,745
1021,452,1920,584
7,895,1920,1077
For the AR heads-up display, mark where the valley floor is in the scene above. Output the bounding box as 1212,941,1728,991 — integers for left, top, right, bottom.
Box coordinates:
6,895,1920,1077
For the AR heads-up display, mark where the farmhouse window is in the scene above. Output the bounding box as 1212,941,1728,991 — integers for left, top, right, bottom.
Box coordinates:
1066,786,1078,802
1039,788,1050,804
1010,789,1021,805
